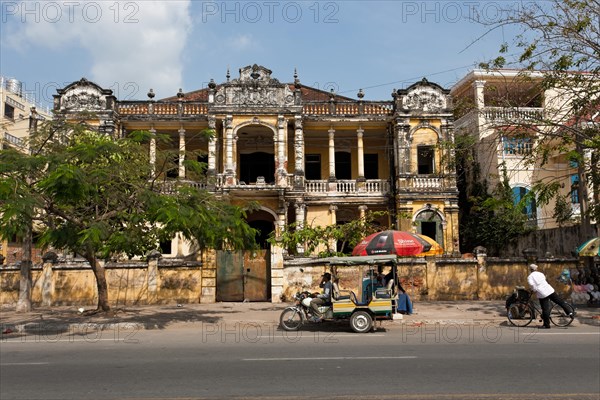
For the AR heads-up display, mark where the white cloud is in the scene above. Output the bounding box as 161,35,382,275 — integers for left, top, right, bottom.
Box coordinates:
229,33,254,50
3,0,191,99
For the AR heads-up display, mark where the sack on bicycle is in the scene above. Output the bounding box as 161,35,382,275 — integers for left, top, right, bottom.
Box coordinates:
505,286,532,317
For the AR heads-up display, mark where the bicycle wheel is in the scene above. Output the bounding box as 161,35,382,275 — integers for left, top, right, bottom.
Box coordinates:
507,302,534,327
550,303,575,327
279,307,303,331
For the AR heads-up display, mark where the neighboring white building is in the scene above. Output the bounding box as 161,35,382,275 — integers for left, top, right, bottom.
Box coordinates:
0,76,51,153
451,69,597,232
0,77,52,264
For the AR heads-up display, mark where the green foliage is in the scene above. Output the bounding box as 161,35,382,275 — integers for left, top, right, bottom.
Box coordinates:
553,194,575,226
460,169,537,255
0,120,257,264
268,211,389,257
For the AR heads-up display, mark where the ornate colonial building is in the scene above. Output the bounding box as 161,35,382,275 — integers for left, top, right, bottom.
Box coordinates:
53,65,460,302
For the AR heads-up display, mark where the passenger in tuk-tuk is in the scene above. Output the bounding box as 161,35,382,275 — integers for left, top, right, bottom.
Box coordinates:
310,272,332,322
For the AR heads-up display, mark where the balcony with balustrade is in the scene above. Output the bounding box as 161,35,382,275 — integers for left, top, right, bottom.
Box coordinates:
158,174,393,199
454,107,544,130
116,99,395,120
302,101,394,117
1,132,25,150
396,175,456,193
117,101,209,120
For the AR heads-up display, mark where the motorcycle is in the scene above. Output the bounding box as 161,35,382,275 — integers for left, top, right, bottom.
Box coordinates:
279,291,333,331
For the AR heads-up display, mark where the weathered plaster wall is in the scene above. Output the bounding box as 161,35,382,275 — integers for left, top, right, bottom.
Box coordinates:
280,257,580,302
1,256,582,306
0,261,204,307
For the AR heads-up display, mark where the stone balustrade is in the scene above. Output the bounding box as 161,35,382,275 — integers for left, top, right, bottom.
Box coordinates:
156,175,451,194
397,175,451,191
117,100,393,117
454,107,544,128
302,101,394,116
157,177,395,196
117,101,208,116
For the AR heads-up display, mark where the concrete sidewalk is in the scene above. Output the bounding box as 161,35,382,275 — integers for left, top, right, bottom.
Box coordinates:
2,301,599,335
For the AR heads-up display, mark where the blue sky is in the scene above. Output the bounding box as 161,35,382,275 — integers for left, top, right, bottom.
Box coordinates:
1,0,522,107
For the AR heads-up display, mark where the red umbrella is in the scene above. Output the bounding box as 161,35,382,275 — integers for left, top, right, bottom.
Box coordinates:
352,230,432,256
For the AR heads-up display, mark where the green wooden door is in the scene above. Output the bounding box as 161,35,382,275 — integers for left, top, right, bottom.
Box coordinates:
216,250,244,302
216,250,270,301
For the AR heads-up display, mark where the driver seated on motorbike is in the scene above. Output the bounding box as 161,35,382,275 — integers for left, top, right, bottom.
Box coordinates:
310,272,332,322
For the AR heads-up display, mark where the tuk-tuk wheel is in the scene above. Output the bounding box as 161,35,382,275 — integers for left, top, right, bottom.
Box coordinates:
350,310,373,333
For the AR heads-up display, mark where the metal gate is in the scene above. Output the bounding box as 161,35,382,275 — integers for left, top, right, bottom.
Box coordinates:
216,250,270,302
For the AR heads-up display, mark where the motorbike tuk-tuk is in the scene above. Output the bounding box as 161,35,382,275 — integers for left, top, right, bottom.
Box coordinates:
279,255,400,333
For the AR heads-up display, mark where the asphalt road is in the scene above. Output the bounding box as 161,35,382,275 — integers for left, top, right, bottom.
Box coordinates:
1,323,599,400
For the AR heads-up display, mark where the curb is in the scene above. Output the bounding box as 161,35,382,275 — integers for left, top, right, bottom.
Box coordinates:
2,321,145,336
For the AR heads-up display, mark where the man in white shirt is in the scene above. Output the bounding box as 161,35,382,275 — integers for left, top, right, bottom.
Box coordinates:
527,264,574,329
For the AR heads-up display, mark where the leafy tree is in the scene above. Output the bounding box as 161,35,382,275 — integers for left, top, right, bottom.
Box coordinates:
460,167,536,255
269,211,389,257
477,0,600,238
0,118,257,313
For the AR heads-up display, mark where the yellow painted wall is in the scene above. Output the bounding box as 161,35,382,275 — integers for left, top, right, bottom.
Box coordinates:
0,266,203,307
280,258,579,302
409,127,440,174
0,258,580,306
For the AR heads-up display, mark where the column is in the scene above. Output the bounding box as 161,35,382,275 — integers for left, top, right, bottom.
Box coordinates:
328,205,338,252
473,80,486,127
473,80,486,109
200,249,218,303
357,126,365,186
441,119,455,176
328,126,336,180
178,125,186,178
294,202,306,255
146,249,161,303
295,202,306,229
276,115,287,186
294,115,304,188
396,120,410,175
207,115,217,177
41,252,58,306
149,126,157,178
359,205,368,220
233,133,238,175
224,115,235,184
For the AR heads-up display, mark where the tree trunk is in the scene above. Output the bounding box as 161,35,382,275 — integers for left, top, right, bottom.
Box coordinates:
591,150,600,238
576,142,594,240
86,253,111,312
16,223,33,313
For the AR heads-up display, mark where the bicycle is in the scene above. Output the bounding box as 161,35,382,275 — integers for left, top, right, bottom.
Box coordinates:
506,287,576,327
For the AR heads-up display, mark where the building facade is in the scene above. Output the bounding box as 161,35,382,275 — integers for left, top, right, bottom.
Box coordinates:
0,76,51,265
451,69,593,232
52,65,460,302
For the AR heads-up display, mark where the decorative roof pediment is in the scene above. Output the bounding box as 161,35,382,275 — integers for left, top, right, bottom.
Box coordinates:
397,78,450,113
232,64,282,86
214,64,296,108
54,78,114,112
